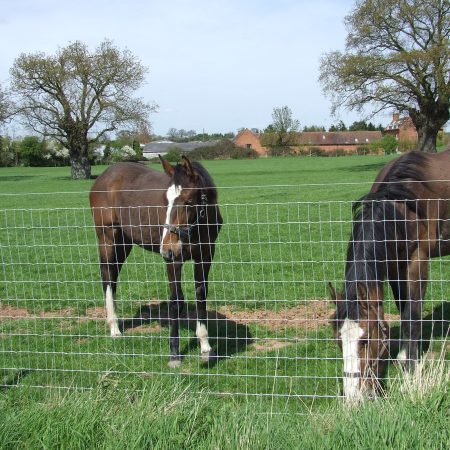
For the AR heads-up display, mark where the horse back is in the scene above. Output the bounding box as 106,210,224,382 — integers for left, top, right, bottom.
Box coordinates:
89,163,169,248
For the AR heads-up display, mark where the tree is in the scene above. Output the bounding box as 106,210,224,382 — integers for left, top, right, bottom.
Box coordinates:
328,120,347,132
0,83,13,124
10,40,156,179
271,105,300,146
19,136,46,167
167,128,178,140
319,0,450,152
303,125,326,132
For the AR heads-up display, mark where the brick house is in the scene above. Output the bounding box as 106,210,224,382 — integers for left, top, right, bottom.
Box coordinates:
234,128,382,155
384,113,418,144
295,131,382,153
233,128,268,155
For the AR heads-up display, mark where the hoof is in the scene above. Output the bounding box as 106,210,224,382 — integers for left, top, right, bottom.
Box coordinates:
201,349,216,363
168,358,182,369
110,330,122,337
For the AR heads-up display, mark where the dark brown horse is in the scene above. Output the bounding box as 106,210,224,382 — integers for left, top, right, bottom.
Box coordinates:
89,156,222,367
329,150,450,402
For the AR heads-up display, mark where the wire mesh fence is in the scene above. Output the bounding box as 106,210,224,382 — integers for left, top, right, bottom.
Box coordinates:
0,185,449,400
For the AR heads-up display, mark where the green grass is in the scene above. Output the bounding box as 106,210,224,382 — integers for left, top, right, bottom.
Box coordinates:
0,156,449,445
0,371,448,449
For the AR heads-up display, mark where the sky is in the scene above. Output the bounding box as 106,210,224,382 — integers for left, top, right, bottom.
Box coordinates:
0,0,394,137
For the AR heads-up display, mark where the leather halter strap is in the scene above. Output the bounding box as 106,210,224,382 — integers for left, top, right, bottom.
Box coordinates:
164,193,208,239
343,371,361,378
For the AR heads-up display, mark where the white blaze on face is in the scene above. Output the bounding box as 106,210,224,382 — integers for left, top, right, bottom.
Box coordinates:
160,184,182,253
340,318,364,401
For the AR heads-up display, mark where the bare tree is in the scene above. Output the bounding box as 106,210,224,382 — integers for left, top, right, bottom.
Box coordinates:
319,0,449,152
10,40,157,178
0,83,13,124
271,105,300,146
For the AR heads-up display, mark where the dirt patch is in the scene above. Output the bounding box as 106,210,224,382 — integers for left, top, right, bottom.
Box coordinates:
84,307,105,320
0,305,76,320
0,300,401,333
216,300,334,331
385,313,401,323
125,324,162,334
250,339,293,352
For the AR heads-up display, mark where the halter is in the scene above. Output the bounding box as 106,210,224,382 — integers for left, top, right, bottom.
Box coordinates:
164,193,208,240
343,325,389,381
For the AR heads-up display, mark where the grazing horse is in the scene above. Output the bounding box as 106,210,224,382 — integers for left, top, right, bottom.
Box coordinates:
89,156,223,367
329,150,450,401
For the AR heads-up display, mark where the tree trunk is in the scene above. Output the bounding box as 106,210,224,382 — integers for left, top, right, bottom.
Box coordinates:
410,106,448,153
415,130,437,153
70,154,91,179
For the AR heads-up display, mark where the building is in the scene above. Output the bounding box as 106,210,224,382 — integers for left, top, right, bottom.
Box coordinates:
234,128,382,155
384,113,418,143
233,129,268,155
143,140,220,158
295,131,382,153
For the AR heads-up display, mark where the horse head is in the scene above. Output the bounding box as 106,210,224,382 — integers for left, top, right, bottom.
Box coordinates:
159,155,208,262
329,281,389,403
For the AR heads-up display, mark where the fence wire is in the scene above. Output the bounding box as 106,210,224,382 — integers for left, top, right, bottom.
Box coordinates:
0,187,448,399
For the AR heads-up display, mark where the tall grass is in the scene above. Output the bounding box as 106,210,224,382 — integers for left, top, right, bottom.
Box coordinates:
0,365,448,449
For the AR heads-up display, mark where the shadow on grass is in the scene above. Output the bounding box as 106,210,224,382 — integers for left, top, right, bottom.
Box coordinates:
0,369,31,391
122,301,253,367
0,175,35,182
337,161,388,174
385,301,450,366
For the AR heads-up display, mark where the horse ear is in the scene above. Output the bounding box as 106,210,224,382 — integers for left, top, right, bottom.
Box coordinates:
159,155,175,177
181,155,196,179
328,282,338,304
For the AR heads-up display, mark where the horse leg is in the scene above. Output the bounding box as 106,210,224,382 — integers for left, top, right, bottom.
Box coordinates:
194,259,215,362
98,227,131,337
166,262,185,368
398,251,429,369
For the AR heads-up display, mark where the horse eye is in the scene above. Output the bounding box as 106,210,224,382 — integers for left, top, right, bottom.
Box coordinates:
186,199,194,206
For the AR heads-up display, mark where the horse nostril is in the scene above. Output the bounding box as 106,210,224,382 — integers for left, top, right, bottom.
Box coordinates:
165,249,174,261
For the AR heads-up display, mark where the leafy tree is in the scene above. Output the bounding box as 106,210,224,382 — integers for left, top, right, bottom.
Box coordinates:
0,83,13,124
10,40,156,179
328,121,347,132
303,125,326,132
132,139,142,158
271,105,300,146
19,136,46,166
372,134,398,155
320,0,449,152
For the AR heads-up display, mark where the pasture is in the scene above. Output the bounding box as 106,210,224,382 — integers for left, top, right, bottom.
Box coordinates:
1,156,449,448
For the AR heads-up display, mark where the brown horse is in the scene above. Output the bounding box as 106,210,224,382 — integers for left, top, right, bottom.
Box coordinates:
89,156,223,367
329,150,450,402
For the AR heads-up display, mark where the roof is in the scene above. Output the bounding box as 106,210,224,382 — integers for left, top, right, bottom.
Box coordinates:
296,131,382,146
385,116,412,131
143,140,221,154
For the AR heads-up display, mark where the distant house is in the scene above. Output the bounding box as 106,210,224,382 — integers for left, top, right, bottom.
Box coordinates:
295,131,382,153
234,128,382,155
143,140,221,158
384,113,418,143
233,129,268,155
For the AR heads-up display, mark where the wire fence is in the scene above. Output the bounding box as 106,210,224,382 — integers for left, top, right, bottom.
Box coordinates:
0,186,449,399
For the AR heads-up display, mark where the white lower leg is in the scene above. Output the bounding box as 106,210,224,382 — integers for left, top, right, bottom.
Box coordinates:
105,285,121,336
196,321,212,353
397,348,407,363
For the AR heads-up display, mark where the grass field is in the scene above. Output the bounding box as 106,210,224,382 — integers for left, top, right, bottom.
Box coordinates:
1,155,449,448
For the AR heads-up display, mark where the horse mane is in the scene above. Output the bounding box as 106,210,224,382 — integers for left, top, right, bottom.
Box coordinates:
338,152,429,320
173,160,218,204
